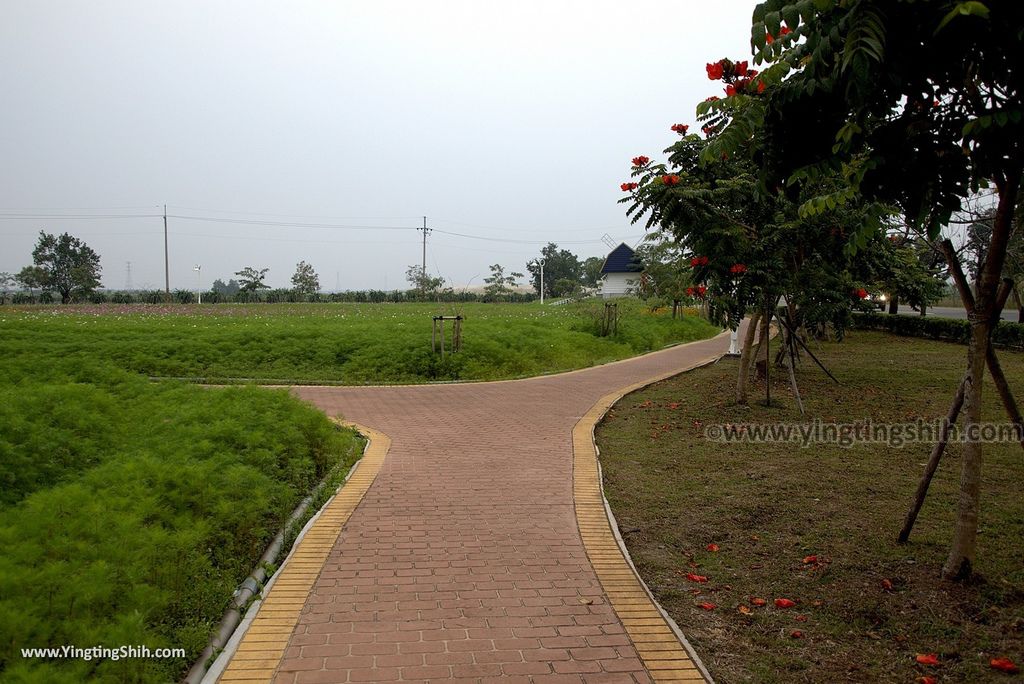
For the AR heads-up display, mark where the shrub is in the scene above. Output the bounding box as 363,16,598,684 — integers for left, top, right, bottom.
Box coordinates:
851,312,1024,349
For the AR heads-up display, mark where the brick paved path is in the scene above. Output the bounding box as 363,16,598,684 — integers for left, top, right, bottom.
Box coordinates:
257,331,732,683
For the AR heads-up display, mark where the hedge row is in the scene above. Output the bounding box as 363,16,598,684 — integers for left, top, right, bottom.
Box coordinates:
851,312,1024,349
1,288,538,305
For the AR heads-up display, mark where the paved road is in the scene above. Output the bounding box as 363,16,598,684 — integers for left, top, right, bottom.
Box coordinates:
228,331,737,684
894,305,1019,321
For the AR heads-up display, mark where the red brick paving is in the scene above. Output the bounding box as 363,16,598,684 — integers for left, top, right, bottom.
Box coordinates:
274,331,732,683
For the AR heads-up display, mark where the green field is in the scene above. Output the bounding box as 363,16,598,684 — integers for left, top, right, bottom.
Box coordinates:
0,299,717,682
0,300,720,384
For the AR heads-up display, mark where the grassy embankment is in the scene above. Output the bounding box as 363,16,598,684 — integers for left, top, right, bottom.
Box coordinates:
0,300,720,384
596,331,1023,683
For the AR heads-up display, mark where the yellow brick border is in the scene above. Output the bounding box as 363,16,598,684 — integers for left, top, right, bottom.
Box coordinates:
215,420,390,683
573,351,725,684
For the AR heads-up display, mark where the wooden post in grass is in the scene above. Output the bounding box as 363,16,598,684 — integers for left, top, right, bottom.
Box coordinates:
898,372,968,543
736,311,761,404
432,315,464,356
764,301,772,407
785,308,805,416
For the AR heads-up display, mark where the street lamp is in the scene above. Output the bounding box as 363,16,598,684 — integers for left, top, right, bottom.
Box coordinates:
540,259,545,305
193,265,202,304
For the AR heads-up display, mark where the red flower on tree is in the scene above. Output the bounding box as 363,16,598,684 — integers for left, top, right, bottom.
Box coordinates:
631,155,650,167
725,84,737,97
702,125,715,137
730,263,747,274
704,95,720,102
767,25,792,44
855,288,868,299
706,61,724,80
757,80,767,94
686,287,695,296
620,182,638,192
662,175,681,186
697,285,707,296
671,123,689,135
735,60,749,77
690,256,709,267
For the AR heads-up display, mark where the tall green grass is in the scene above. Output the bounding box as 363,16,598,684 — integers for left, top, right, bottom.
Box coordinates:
0,360,363,682
0,300,720,384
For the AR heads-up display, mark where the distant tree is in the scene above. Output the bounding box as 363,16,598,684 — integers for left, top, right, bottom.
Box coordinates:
0,272,13,303
16,266,45,295
405,265,445,297
291,261,320,296
631,241,693,305
24,231,102,304
235,267,270,293
211,278,241,296
582,256,605,289
526,243,583,298
483,264,524,300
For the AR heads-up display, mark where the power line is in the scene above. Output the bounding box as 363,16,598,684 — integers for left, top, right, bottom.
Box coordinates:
167,214,419,230
0,213,161,219
166,205,423,221
431,217,630,234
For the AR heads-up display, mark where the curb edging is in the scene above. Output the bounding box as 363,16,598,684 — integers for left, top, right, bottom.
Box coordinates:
212,421,390,683
573,352,724,683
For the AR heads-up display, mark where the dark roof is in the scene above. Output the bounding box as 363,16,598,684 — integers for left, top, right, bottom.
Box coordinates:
601,243,642,274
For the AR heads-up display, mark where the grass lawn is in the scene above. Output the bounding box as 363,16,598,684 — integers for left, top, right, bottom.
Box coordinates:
0,300,720,384
595,331,1023,683
0,357,364,683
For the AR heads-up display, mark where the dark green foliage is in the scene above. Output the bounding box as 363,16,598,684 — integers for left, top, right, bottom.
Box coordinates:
234,267,270,293
851,311,1024,349
0,358,363,682
24,232,102,304
526,243,585,297
753,0,1023,237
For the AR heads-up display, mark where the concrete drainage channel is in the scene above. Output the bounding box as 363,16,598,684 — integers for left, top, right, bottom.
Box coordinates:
185,423,372,684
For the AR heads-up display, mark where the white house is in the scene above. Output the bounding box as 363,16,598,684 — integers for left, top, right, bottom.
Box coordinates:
599,243,643,299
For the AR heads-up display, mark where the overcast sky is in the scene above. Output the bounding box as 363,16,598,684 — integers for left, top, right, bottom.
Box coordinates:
0,1,756,291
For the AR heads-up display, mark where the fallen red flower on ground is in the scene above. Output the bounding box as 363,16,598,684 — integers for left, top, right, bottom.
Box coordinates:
990,657,1018,674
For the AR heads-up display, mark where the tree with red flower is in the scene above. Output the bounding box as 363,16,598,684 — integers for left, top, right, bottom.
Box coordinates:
620,182,638,192
631,156,650,167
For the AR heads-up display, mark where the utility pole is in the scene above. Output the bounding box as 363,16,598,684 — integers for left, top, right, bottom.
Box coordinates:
419,216,430,293
163,204,170,299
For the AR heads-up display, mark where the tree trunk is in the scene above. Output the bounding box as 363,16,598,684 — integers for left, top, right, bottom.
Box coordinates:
942,318,988,580
736,312,761,404
920,302,927,316
1012,286,1023,323
751,310,770,381
941,170,1020,580
888,296,899,315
